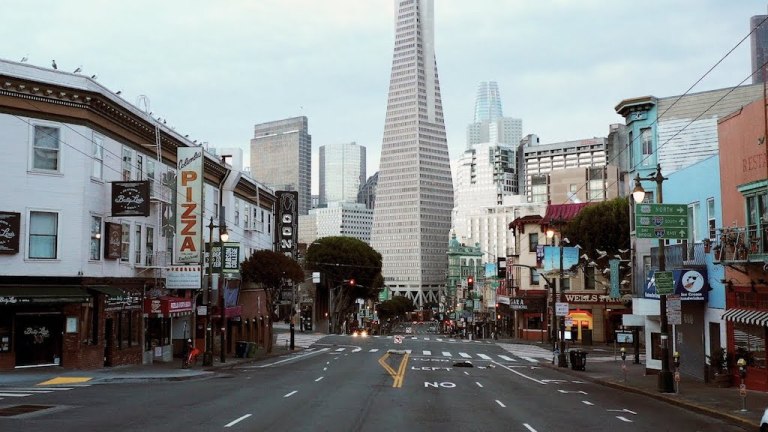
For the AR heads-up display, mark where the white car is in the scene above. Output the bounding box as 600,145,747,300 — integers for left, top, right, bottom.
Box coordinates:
760,407,768,432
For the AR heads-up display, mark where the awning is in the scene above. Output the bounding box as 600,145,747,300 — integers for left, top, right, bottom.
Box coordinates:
0,286,91,304
722,308,768,327
541,203,590,227
86,285,125,297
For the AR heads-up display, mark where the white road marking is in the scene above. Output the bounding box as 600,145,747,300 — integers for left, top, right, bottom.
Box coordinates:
459,352,472,358
477,354,492,360
498,355,515,361
523,423,537,431
436,338,443,342
315,377,324,382
369,349,379,352
476,382,484,388
283,391,297,398
0,393,32,397
1,389,53,393
464,371,470,375
582,400,594,406
352,347,362,352
608,408,637,415
14,387,74,391
424,337,430,341
423,350,432,356
558,390,587,394
491,361,547,385
442,351,452,357
256,348,329,367
335,348,346,352
522,356,538,363
616,416,633,423
495,400,506,407
224,414,252,428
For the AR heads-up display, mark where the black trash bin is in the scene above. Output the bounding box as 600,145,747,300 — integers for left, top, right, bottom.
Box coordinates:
235,341,247,358
570,350,587,371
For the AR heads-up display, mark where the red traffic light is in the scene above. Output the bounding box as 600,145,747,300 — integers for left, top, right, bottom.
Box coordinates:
467,276,474,289
348,279,356,286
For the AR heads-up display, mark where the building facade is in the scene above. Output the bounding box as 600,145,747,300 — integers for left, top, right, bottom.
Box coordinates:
371,0,454,306
311,202,373,244
318,141,366,207
751,9,768,84
357,172,378,211
250,116,312,215
0,59,276,370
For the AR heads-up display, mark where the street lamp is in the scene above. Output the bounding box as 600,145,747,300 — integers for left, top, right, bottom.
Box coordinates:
546,226,568,368
632,163,674,393
205,216,228,366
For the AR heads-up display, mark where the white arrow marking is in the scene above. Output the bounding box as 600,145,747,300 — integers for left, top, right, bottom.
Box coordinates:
616,416,633,423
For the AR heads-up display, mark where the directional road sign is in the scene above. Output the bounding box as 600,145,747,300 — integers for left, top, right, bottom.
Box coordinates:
635,203,689,239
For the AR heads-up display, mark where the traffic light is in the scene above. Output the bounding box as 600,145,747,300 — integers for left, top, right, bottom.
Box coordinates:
347,279,356,287
467,276,474,290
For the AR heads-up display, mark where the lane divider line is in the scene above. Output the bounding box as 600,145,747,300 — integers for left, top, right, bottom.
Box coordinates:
224,414,252,428
283,390,297,398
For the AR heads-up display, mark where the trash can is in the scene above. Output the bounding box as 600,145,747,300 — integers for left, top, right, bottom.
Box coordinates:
570,350,587,371
235,341,247,358
246,342,257,358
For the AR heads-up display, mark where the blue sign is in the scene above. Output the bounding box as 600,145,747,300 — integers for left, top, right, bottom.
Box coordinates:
484,263,497,278
644,269,708,301
542,246,580,272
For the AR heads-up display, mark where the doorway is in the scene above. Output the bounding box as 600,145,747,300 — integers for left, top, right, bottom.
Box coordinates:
15,314,63,367
104,318,114,367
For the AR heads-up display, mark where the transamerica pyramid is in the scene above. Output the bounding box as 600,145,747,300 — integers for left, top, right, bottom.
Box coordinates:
371,0,454,307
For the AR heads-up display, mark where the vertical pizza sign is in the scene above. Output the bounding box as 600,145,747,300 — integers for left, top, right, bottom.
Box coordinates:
176,147,203,264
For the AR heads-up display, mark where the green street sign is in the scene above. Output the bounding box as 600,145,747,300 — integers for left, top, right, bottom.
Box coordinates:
654,271,674,295
635,203,689,239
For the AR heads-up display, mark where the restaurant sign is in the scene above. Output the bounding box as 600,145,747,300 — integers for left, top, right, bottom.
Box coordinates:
111,181,150,217
0,212,21,254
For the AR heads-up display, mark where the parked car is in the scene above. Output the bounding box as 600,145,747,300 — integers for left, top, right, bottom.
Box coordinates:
761,407,768,431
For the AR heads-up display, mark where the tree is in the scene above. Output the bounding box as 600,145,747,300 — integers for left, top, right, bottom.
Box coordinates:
304,236,383,333
376,295,415,324
561,197,632,288
240,250,304,351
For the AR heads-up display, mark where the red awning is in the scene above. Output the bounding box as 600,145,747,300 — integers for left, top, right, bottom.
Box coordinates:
541,203,590,228
144,296,194,317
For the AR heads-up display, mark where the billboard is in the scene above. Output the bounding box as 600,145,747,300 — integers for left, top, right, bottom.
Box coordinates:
541,246,580,272
644,268,708,301
175,147,203,264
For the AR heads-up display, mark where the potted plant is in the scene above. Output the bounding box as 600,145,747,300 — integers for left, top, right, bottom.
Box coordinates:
703,238,712,254
707,347,732,387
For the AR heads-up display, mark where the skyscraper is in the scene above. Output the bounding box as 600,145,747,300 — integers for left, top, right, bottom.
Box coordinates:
473,81,503,122
250,116,312,215
371,0,454,306
318,142,366,207
751,8,768,84
466,81,522,148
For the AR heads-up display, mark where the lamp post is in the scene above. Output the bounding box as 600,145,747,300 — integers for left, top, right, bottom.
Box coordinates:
547,225,568,368
205,216,228,366
632,163,674,393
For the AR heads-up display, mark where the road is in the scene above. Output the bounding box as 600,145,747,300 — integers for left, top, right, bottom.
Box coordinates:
0,327,747,432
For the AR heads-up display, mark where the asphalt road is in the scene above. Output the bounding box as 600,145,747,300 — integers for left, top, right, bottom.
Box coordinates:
0,330,749,432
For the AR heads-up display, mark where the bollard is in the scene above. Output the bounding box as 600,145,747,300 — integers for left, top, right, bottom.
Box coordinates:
620,347,627,382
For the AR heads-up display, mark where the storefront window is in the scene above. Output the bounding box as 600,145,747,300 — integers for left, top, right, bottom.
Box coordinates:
118,311,135,348
651,332,661,360
733,323,766,368
526,315,542,329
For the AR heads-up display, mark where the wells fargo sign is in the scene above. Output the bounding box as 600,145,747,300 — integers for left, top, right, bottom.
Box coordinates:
175,147,203,264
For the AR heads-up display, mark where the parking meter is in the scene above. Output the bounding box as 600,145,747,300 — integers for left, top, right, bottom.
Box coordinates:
673,352,680,370
738,358,747,379
620,347,626,362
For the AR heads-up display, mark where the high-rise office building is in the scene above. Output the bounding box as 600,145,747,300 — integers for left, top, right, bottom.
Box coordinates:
751,8,768,84
466,81,522,148
250,116,312,215
318,142,366,207
371,0,454,306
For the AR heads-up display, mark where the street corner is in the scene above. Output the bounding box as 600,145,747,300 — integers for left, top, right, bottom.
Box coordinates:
37,376,92,386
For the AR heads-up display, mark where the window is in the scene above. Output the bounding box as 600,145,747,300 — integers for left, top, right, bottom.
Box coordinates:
90,216,102,260
122,148,132,181
92,135,104,179
733,322,767,368
587,167,604,201
528,233,539,252
585,266,595,290
687,202,699,245
627,131,634,168
29,211,58,259
136,154,143,180
147,160,155,182
145,227,154,265
530,175,548,202
134,225,142,264
530,269,540,285
640,128,653,165
707,198,716,240
212,189,220,220
121,223,130,262
33,125,60,171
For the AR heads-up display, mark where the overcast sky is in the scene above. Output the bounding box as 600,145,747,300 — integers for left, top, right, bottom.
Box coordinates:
2,1,765,193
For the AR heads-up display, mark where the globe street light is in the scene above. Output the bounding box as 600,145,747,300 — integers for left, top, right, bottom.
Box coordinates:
632,163,674,393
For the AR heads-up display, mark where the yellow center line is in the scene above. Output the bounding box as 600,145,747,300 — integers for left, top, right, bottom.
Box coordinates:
393,353,409,388
378,353,397,377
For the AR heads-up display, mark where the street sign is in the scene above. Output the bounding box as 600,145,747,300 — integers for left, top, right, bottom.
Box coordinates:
635,203,689,239
667,295,682,325
654,271,674,295
555,302,569,317
394,335,403,344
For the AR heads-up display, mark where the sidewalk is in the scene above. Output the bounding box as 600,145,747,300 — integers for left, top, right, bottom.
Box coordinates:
518,339,766,430
0,328,305,388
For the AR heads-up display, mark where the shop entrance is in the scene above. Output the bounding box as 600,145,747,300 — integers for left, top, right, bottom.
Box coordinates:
15,314,63,367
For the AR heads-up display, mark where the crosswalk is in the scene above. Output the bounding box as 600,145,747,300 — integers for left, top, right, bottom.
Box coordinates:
307,346,535,363
0,385,89,401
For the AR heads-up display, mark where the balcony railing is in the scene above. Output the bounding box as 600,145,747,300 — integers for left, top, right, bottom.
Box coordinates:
651,242,707,268
712,225,768,263
150,181,172,203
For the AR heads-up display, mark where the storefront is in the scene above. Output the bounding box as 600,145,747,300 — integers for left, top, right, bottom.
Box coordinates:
104,290,143,367
144,296,193,363
509,290,547,342
563,292,629,345
0,285,98,369
724,285,768,391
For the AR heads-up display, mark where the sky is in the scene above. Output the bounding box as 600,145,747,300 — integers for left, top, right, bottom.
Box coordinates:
2,1,766,193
